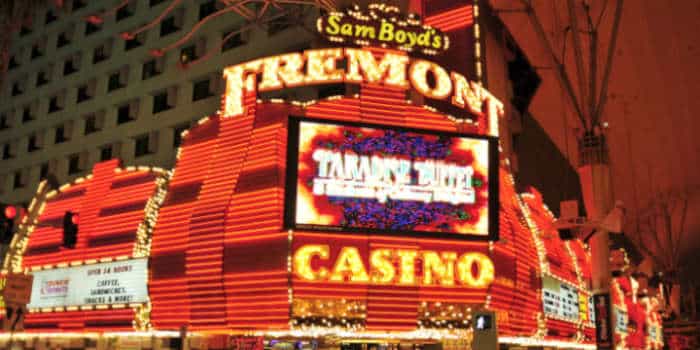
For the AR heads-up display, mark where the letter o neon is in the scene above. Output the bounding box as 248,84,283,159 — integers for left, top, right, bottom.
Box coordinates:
409,60,452,100
395,30,407,44
457,252,495,288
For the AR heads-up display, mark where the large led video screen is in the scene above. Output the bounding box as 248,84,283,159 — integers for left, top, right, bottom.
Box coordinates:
285,118,498,240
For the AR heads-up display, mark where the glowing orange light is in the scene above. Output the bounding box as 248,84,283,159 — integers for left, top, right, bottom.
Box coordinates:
71,213,80,225
293,244,494,288
4,206,16,219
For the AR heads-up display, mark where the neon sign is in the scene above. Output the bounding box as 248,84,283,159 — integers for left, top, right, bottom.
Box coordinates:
285,118,498,239
293,244,495,288
317,4,450,55
222,47,504,124
311,149,476,205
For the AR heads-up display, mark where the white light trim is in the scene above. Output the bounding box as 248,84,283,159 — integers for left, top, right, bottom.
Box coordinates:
499,336,596,349
0,330,181,340
260,328,468,340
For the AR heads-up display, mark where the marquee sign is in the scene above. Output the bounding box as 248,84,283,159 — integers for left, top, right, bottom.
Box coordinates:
27,258,148,309
222,47,504,135
542,275,593,323
292,244,495,288
285,118,498,240
317,3,450,55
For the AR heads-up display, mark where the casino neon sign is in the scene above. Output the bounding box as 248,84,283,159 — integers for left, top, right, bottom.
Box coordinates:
222,47,504,127
311,149,476,205
293,244,495,288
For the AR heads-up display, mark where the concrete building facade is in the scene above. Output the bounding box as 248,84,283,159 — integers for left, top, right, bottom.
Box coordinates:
0,0,582,217
0,0,316,202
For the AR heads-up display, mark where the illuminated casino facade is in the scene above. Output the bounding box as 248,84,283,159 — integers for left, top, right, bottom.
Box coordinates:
0,2,663,350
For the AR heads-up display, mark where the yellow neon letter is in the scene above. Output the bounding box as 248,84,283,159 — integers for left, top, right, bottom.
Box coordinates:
293,244,330,281
482,89,505,137
223,59,264,117
457,252,495,288
329,246,369,282
305,48,345,84
409,60,452,100
345,48,409,88
450,72,484,115
326,15,341,35
396,249,418,285
258,53,305,91
422,251,457,286
370,249,396,284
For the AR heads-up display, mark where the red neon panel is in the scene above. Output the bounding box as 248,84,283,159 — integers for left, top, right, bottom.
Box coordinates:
20,159,165,332
424,6,474,32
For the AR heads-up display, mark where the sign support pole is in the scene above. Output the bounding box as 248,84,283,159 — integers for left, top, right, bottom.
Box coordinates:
579,133,614,349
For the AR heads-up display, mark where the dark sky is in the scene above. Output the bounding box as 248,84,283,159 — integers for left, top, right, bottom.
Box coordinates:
491,0,700,271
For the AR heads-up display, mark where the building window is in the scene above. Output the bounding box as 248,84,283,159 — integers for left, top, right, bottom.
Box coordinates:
11,81,23,96
57,30,72,48
160,16,180,37
2,144,13,160
13,171,25,189
36,69,50,86
46,10,58,24
22,107,34,123
107,72,124,91
192,78,214,101
55,125,69,144
31,43,44,60
117,102,137,124
8,55,19,70
125,33,144,51
173,123,189,148
28,133,42,152
108,68,128,92
85,21,101,36
180,39,206,65
222,28,247,52
153,89,176,114
0,114,9,130
100,145,113,161
49,97,62,113
19,26,31,36
40,162,49,180
125,37,140,50
116,4,133,21
72,0,86,11
63,55,80,76
77,81,95,103
84,114,101,134
93,46,107,63
199,1,218,20
49,94,64,113
142,58,162,80
180,45,197,65
134,134,156,157
117,105,132,124
268,17,293,36
68,154,82,174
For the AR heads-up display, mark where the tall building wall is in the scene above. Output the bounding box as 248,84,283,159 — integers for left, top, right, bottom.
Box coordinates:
0,0,316,203
0,0,582,216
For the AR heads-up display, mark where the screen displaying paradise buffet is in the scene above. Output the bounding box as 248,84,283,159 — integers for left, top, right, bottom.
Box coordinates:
285,118,498,240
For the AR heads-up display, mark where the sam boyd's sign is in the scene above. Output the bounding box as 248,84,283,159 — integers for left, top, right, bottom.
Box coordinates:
317,3,450,55
28,258,148,308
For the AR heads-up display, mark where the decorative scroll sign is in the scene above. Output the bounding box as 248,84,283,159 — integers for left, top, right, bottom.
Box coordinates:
317,3,450,55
